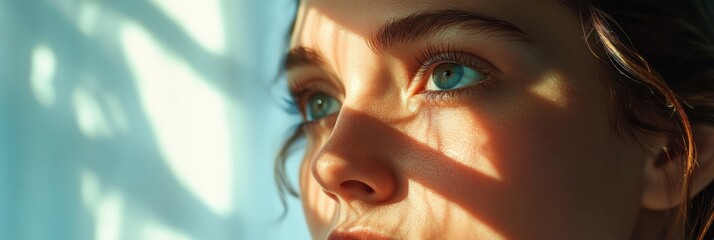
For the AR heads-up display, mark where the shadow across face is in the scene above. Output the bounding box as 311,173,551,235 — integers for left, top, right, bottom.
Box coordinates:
295,1,638,238
308,84,625,238
311,106,519,238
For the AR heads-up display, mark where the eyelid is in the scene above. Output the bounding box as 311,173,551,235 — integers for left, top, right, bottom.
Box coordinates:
287,75,344,120
406,44,496,95
409,44,496,80
415,53,493,83
288,65,344,95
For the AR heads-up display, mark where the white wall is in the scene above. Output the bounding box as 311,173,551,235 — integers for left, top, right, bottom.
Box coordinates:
0,0,309,239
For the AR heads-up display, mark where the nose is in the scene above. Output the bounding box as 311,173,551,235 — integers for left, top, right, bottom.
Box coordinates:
311,110,398,204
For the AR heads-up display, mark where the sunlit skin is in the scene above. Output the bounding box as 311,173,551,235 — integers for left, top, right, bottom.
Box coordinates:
286,0,714,239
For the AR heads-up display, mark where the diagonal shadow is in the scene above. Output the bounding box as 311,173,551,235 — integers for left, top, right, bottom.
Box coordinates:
323,107,510,238
292,2,642,238
323,94,620,239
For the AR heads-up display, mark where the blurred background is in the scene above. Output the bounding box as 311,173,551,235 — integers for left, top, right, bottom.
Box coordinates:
0,0,310,239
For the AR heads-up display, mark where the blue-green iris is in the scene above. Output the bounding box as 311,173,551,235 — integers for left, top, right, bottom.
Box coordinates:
431,63,485,90
305,93,341,121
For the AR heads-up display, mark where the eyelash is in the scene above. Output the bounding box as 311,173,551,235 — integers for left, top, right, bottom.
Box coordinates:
286,78,339,124
285,44,497,119
408,44,496,103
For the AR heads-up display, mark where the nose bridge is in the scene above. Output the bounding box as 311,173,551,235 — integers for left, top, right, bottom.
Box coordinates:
323,107,381,155
311,108,398,204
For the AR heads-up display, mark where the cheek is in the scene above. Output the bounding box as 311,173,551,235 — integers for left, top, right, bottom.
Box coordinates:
407,80,643,237
299,135,337,239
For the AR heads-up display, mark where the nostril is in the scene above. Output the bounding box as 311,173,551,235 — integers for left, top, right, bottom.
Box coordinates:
322,190,339,201
340,180,375,194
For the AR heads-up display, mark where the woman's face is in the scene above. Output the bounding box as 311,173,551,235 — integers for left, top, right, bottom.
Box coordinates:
288,0,653,239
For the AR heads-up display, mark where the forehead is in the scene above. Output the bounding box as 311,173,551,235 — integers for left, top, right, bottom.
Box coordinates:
287,0,592,96
291,0,574,48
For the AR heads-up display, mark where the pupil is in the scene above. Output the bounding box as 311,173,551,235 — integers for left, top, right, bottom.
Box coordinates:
433,63,464,90
315,97,326,113
306,93,338,121
439,65,455,84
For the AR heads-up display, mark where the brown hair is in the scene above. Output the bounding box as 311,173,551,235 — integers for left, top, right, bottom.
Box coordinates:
564,0,714,238
275,0,714,238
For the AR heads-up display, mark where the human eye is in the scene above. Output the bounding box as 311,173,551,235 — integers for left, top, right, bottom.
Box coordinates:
409,44,496,102
303,92,341,122
425,62,487,91
285,77,342,123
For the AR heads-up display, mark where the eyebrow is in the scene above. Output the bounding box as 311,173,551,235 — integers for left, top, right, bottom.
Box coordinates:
368,9,531,54
285,9,530,71
285,46,326,70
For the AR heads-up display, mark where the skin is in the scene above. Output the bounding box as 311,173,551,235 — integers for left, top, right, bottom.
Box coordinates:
285,0,714,239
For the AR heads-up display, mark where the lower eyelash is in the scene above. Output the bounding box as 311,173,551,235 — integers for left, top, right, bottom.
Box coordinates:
420,77,497,104
281,94,302,116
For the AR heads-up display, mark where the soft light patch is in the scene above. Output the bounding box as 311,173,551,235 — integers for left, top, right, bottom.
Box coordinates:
418,109,501,180
437,136,501,181
471,155,501,180
73,86,113,138
30,44,56,107
303,159,337,225
141,217,192,240
148,0,226,55
80,169,101,211
121,21,234,217
529,71,567,108
105,94,129,132
95,191,124,240
78,1,100,35
412,182,506,240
